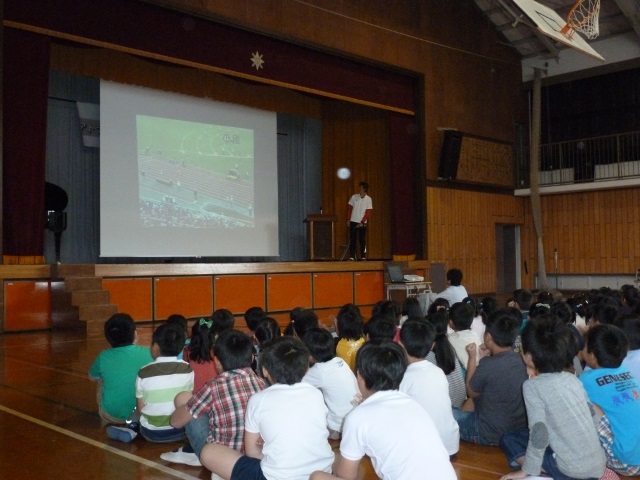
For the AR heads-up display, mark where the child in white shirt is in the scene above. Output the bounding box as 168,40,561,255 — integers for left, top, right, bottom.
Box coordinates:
447,302,482,373
200,337,334,480
302,328,359,439
310,342,456,480
399,319,460,457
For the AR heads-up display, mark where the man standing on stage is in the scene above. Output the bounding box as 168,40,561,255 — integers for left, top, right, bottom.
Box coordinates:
347,181,372,261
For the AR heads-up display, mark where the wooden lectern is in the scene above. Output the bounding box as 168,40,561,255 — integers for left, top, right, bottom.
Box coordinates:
306,214,338,260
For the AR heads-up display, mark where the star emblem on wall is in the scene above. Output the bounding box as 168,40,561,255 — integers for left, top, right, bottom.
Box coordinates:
251,51,265,71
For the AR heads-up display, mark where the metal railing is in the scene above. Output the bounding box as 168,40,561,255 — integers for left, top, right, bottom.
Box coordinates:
516,130,640,188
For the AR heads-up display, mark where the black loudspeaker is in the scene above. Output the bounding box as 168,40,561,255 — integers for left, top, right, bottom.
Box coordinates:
438,130,463,180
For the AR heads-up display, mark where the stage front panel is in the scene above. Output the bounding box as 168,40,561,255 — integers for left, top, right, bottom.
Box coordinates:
4,281,51,331
155,276,213,320
214,275,265,315
313,272,353,308
267,273,312,312
103,278,153,322
355,271,385,306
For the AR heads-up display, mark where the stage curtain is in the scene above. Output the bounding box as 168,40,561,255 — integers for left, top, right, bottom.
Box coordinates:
277,114,323,261
50,44,322,120
3,29,50,263
45,71,100,263
390,114,421,256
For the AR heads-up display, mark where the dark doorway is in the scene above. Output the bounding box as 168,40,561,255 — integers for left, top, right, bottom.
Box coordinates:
495,224,520,294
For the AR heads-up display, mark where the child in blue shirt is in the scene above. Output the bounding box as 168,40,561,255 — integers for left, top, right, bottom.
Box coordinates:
580,323,640,476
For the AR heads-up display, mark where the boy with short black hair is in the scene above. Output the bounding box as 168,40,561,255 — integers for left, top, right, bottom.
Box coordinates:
364,315,397,344
161,329,267,466
580,324,640,476
311,342,456,480
108,322,194,443
509,289,533,323
211,308,236,336
302,328,359,440
447,302,482,371
200,336,334,480
430,268,468,306
499,315,606,480
399,319,460,458
453,309,528,446
244,306,267,333
89,313,153,426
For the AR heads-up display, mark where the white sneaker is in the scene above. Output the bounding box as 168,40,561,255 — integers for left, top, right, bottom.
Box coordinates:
160,447,201,466
211,474,225,480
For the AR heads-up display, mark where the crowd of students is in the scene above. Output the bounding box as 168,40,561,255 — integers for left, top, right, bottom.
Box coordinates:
88,271,640,480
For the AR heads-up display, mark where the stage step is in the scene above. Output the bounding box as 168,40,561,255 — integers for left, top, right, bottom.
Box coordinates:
55,269,119,335
71,289,111,305
65,276,104,291
54,264,96,277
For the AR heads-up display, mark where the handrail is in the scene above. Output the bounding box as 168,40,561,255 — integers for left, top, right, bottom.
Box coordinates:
517,130,640,187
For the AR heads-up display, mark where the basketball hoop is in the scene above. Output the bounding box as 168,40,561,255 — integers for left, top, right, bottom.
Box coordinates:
560,0,601,40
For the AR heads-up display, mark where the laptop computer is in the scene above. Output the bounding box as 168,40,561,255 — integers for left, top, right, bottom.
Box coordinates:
386,263,424,283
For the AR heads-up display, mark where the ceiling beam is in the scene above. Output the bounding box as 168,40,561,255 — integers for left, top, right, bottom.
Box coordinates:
613,0,640,40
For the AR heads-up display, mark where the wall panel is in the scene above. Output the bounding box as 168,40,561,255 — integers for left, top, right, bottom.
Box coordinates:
521,187,640,284
426,187,525,293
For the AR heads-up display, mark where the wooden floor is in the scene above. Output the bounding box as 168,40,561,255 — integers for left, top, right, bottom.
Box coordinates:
0,326,511,480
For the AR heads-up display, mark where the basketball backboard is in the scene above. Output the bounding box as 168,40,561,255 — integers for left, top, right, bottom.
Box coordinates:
513,0,605,62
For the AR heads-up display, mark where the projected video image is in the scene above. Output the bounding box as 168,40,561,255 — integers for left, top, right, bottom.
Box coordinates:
136,115,255,228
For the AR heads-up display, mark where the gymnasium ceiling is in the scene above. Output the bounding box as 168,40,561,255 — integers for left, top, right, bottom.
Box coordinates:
471,0,640,81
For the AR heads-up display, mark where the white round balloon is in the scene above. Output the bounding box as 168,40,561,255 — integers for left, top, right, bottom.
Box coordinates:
337,167,351,180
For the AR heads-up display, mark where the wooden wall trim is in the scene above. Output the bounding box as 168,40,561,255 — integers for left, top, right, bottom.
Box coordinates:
95,261,429,278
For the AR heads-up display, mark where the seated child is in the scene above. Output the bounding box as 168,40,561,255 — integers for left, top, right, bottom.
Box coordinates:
499,315,606,480
108,322,194,443
617,314,640,380
463,297,486,340
184,317,217,393
301,328,359,440
552,301,586,374
252,317,281,373
310,342,457,480
253,317,281,348
580,324,640,476
244,306,267,333
399,319,460,458
284,307,320,339
507,289,533,328
363,314,397,344
400,296,424,326
199,336,334,480
167,313,189,360
89,313,153,425
426,310,467,409
453,309,528,446
334,303,365,371
161,330,267,467
429,268,468,306
447,302,482,371
211,308,236,337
